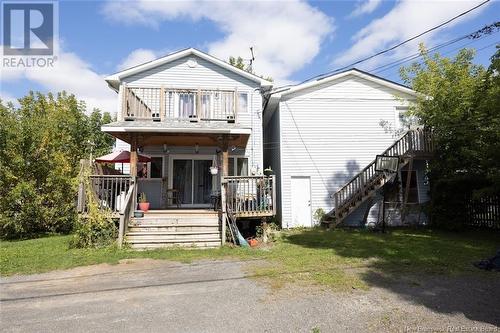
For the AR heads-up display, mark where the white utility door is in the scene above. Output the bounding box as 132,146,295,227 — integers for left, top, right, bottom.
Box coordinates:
290,176,312,227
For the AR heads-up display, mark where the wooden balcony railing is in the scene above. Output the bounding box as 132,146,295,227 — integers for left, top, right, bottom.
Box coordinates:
223,175,276,218
122,86,238,122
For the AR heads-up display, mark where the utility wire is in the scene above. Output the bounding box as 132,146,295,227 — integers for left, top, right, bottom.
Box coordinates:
274,0,491,91
372,29,499,75
314,0,491,80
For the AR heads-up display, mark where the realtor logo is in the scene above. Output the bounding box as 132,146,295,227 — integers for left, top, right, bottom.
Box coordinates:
2,1,55,56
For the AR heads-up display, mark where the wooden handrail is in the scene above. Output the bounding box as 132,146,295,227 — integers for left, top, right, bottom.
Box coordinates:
118,180,135,248
334,128,433,217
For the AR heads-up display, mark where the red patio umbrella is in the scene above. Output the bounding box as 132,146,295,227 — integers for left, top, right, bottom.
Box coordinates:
95,150,152,163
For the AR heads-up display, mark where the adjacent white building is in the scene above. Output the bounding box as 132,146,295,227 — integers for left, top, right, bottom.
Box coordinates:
263,69,431,228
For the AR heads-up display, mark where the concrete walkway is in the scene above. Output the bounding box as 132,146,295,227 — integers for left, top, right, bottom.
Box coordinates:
1,259,499,332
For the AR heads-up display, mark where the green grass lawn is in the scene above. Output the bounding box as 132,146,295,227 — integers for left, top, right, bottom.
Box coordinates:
1,228,498,290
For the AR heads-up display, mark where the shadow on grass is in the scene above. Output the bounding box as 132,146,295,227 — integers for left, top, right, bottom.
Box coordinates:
283,227,500,326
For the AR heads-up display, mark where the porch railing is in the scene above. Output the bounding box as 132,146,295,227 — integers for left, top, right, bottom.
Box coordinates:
118,180,136,247
77,175,133,214
223,175,276,217
122,86,238,122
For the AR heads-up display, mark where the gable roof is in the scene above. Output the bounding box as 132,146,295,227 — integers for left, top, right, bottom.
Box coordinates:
105,48,273,90
271,68,416,98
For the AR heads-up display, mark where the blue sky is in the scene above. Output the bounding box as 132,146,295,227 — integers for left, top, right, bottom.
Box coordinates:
1,0,499,113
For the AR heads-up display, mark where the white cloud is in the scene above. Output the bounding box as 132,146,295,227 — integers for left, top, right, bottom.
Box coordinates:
101,0,334,84
334,0,489,69
349,0,382,18
0,90,19,107
0,51,117,113
117,48,158,71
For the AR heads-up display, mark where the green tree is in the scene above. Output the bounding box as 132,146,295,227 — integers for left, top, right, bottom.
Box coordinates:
0,92,114,239
229,56,246,71
400,44,500,228
228,55,273,82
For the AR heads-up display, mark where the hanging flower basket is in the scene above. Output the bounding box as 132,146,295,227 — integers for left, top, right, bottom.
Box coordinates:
210,166,218,175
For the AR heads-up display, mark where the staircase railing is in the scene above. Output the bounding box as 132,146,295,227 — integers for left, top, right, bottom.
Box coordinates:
333,128,433,222
118,180,136,247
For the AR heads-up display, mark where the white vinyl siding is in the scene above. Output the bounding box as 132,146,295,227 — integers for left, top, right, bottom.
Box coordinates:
115,54,264,174
263,104,282,220
274,74,416,228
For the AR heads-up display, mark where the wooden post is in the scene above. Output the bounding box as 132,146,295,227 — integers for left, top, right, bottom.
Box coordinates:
160,85,165,121
121,84,127,119
130,134,138,214
220,138,229,245
130,135,138,178
234,87,238,123
196,88,202,120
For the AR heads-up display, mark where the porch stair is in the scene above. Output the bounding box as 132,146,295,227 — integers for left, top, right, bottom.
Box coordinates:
330,128,433,227
126,210,221,249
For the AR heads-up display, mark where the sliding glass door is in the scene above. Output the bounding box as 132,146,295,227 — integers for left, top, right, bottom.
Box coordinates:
172,157,213,206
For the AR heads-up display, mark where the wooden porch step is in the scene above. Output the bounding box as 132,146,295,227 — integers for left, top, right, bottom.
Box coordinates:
130,219,219,225
129,241,221,249
126,230,219,236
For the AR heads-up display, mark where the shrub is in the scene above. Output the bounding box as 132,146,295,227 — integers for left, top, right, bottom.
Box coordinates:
70,169,117,248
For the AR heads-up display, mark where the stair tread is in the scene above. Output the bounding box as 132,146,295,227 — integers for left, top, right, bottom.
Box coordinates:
127,231,219,235
126,238,221,243
128,223,219,227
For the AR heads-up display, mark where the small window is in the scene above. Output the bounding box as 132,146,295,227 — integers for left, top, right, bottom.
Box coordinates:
137,157,163,179
238,92,248,113
237,158,248,176
150,157,163,178
228,158,235,176
228,157,248,176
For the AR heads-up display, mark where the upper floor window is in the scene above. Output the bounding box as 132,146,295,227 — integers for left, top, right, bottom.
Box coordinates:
238,92,248,113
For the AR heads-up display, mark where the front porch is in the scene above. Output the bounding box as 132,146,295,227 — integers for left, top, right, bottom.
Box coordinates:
77,130,276,248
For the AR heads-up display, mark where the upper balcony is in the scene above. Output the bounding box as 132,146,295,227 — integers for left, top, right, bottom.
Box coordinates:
122,86,241,123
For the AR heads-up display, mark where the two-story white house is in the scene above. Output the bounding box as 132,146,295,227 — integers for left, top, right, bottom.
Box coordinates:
263,69,433,229
82,48,276,248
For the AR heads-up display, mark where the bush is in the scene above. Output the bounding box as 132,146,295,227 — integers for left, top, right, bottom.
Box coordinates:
0,92,113,240
70,166,117,248
430,175,490,230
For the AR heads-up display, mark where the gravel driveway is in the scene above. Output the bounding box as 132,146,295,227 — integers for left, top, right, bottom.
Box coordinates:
1,259,498,332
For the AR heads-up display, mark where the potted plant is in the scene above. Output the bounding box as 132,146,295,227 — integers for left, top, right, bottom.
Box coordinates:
138,192,150,212
264,167,273,176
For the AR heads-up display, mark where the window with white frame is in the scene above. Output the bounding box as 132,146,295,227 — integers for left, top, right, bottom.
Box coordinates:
238,92,248,113
228,157,248,176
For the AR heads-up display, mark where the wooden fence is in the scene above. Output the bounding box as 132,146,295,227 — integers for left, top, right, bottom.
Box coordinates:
465,195,500,229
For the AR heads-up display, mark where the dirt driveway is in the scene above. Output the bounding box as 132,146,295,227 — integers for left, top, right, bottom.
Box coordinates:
1,259,498,332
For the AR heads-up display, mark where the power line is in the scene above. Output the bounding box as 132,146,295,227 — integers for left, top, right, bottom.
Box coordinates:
371,29,499,75
287,0,491,88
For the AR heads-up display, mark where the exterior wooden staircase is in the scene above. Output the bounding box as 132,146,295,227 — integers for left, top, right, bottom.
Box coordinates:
332,128,433,227
126,210,221,249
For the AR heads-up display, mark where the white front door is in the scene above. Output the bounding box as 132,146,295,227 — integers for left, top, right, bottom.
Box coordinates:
290,176,312,227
